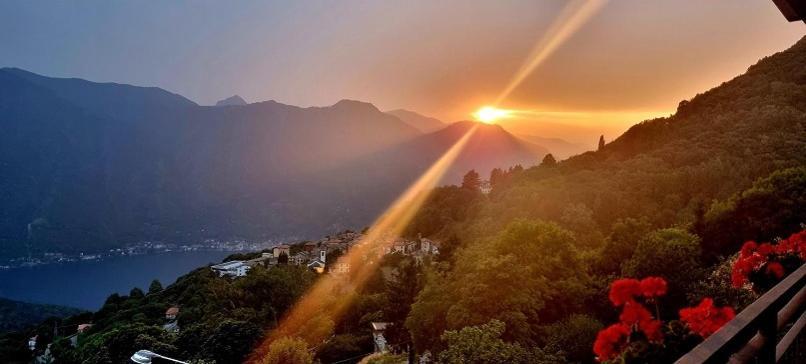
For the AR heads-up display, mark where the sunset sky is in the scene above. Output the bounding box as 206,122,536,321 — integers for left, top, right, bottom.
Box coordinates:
1,0,803,143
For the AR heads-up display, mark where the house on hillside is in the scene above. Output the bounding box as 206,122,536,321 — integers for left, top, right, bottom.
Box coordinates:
273,244,290,258
28,335,37,351
165,307,180,320
210,261,250,277
68,324,93,348
307,259,325,273
384,239,418,255
164,306,180,332
290,252,309,265
329,261,351,274
370,322,391,353
421,239,440,255
480,180,492,194
246,253,276,268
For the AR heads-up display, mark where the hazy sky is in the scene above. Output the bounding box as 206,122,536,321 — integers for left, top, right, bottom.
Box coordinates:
1,1,803,142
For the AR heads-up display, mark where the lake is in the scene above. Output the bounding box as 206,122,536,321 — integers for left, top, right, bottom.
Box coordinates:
0,251,236,310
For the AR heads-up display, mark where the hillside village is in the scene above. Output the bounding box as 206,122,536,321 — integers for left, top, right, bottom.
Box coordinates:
12,229,443,364
210,231,440,277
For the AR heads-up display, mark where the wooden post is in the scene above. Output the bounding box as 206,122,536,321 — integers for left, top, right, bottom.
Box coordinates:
759,309,778,363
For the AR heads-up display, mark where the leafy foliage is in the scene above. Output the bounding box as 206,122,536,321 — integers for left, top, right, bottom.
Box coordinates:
260,337,313,364
438,320,563,364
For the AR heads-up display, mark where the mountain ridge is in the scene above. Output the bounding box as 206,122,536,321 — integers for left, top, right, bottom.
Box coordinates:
0,69,538,261
215,95,248,106
386,109,446,132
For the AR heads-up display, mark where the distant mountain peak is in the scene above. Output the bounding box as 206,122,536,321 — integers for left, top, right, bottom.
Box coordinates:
331,99,380,112
386,109,445,133
215,95,248,106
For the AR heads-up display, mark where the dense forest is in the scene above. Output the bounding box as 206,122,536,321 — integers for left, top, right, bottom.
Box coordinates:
1,35,805,364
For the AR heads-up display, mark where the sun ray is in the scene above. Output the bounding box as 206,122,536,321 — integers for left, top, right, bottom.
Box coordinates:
495,0,608,106
252,2,611,360
249,125,480,360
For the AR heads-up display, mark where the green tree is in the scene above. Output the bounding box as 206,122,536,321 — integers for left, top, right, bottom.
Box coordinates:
623,228,704,309
406,271,452,353
260,337,313,364
278,251,289,265
596,217,652,274
436,234,461,263
699,167,806,259
148,279,163,294
202,320,262,364
461,170,481,192
129,287,145,299
541,153,557,166
315,334,371,364
560,203,604,248
77,323,176,364
597,135,605,150
489,168,504,187
384,257,423,346
542,314,602,364
438,320,563,364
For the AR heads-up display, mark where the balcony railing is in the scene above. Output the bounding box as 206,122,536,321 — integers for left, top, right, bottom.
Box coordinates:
676,263,806,363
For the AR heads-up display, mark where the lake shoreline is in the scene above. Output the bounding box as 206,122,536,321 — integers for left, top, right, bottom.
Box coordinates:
0,250,247,310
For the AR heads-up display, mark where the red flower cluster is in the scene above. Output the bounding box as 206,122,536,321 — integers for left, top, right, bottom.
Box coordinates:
608,277,668,306
679,298,736,338
593,323,630,362
640,276,668,299
595,276,738,362
731,229,806,288
595,277,667,362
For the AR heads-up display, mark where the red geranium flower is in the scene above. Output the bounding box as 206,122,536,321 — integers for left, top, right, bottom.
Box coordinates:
619,301,664,343
679,298,736,338
639,319,664,342
593,323,630,362
740,241,757,258
619,302,652,326
757,243,774,257
766,262,785,279
609,278,641,306
639,277,668,298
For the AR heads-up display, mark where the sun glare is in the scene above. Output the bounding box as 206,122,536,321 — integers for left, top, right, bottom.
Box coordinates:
473,106,509,124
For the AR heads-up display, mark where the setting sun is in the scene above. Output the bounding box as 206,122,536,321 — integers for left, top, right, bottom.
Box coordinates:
473,106,510,124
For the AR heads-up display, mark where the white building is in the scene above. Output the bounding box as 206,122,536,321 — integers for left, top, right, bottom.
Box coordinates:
480,180,492,194
371,322,391,353
420,239,441,255
210,261,250,277
307,259,325,273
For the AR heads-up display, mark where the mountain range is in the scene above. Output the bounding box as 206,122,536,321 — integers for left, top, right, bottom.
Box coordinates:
215,95,248,107
0,69,546,260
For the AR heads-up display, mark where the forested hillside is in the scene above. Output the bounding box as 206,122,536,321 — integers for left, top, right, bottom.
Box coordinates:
407,36,806,246
0,298,82,333
397,36,806,362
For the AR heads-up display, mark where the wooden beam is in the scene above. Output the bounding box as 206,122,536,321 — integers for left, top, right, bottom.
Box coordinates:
772,0,806,23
